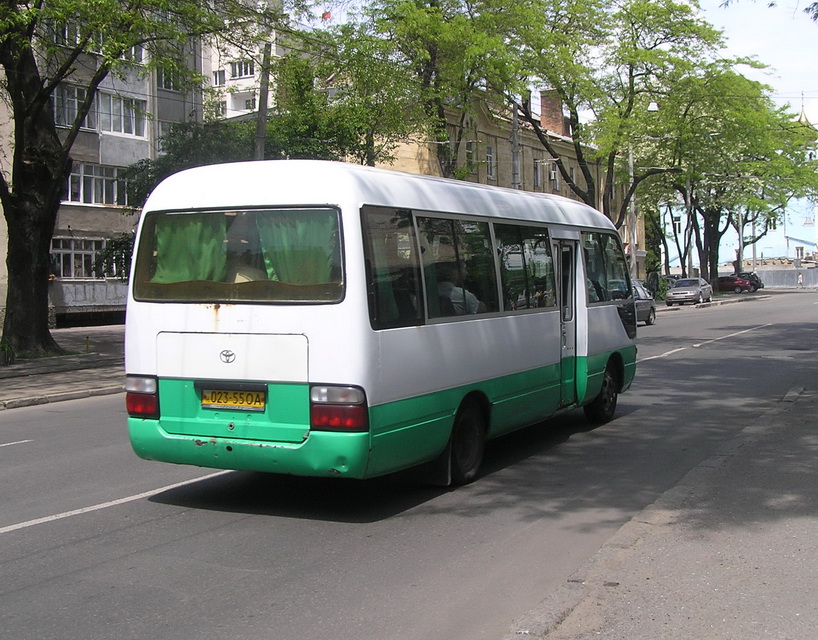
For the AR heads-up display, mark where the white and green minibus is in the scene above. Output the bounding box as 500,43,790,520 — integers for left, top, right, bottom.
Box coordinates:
125,160,636,485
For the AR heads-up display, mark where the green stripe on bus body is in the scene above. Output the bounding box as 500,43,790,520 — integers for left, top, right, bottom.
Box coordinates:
128,418,371,478
578,346,638,405
365,363,563,477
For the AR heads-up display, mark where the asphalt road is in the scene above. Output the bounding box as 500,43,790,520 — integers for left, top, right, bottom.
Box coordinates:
1,291,816,640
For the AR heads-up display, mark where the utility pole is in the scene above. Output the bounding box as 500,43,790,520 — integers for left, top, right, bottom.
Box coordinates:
627,146,637,277
511,107,521,189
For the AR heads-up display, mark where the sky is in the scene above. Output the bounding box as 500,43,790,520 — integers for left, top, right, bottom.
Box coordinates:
697,0,818,125
672,0,818,266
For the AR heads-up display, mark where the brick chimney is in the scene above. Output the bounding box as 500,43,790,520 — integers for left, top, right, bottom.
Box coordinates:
540,90,569,137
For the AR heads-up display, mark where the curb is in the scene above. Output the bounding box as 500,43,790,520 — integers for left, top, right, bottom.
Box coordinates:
0,384,123,411
656,293,770,313
500,386,805,639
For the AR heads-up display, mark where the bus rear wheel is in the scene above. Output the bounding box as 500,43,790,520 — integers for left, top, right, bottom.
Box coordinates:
450,402,485,485
584,364,619,424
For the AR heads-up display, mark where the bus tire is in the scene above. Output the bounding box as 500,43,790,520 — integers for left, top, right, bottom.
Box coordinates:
584,364,618,424
450,401,485,485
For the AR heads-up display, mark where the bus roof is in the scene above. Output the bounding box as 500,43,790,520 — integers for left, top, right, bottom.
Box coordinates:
143,160,615,230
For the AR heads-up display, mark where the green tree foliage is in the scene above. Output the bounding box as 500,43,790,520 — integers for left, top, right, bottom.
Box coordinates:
636,64,818,280
485,0,722,223
0,0,286,355
93,234,135,281
346,0,506,177
312,23,427,166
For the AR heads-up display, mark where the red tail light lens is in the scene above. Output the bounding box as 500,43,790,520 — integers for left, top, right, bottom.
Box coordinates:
311,404,368,431
310,385,368,431
125,376,159,418
126,392,159,418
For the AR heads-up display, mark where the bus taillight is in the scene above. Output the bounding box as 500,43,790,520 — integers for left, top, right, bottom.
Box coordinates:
126,376,159,418
310,385,368,431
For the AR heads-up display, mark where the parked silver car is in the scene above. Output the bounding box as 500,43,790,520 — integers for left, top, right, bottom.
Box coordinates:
665,277,713,306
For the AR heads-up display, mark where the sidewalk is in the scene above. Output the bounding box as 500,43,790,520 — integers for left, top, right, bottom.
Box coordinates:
503,386,818,639
0,325,124,410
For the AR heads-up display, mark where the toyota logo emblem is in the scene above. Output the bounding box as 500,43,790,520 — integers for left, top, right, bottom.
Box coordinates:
220,349,236,363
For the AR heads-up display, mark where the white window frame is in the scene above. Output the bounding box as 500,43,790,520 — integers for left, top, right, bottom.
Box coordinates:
50,237,107,279
64,163,128,206
230,60,255,79
213,69,226,86
157,64,181,91
97,92,147,137
54,85,96,130
486,145,495,180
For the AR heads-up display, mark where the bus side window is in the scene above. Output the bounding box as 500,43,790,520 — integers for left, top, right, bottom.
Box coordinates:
495,224,555,311
582,231,630,302
361,207,423,329
418,217,497,318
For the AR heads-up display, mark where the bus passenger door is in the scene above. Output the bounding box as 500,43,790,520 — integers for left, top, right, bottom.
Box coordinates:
558,241,577,407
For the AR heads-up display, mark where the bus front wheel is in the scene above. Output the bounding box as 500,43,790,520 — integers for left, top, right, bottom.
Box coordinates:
450,402,485,485
584,365,619,424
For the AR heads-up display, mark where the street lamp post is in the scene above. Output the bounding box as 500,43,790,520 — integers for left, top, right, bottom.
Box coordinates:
628,146,637,277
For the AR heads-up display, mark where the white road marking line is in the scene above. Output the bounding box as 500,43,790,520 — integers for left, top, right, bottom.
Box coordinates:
692,323,773,348
638,323,773,362
0,439,33,448
638,347,688,362
0,470,231,536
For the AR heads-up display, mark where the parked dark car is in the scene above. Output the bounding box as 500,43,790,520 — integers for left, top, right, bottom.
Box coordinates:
717,275,752,293
633,281,656,325
737,272,763,292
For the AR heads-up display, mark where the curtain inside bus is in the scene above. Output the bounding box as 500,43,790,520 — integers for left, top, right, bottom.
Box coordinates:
151,215,228,283
255,210,338,285
135,208,343,303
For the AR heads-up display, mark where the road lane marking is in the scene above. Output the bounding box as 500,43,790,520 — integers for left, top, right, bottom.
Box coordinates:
0,470,231,536
0,439,33,448
692,323,773,348
638,347,688,362
638,323,773,363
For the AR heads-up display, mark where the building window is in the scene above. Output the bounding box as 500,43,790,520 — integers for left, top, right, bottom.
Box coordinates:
53,85,96,129
244,96,257,111
50,238,106,279
64,163,128,206
486,145,495,180
157,121,175,153
465,141,477,173
533,160,542,188
213,69,226,86
157,64,181,91
124,44,144,63
550,165,560,191
672,215,681,234
230,60,255,79
97,93,147,136
212,101,227,118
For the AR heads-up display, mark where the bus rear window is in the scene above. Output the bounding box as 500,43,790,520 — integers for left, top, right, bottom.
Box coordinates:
133,208,343,303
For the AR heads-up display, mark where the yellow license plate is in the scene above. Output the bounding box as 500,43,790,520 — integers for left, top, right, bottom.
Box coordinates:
201,389,266,411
